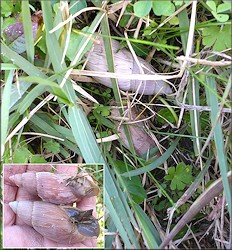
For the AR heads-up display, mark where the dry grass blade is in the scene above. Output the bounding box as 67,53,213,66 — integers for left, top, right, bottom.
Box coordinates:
159,171,232,248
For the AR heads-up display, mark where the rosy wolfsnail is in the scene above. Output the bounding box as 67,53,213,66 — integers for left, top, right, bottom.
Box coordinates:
9,172,99,204
111,104,159,157
9,201,100,244
85,36,172,95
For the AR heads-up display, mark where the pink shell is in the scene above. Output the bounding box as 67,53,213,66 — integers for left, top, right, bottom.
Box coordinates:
9,172,99,204
111,106,159,157
9,201,99,243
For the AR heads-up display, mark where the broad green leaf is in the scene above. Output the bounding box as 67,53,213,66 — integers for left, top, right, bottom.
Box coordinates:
164,162,193,191
134,1,152,18
157,108,177,124
213,13,229,22
152,1,175,16
1,1,14,17
1,42,45,78
178,8,189,53
66,27,90,61
202,24,231,51
36,30,47,53
13,147,32,163
30,155,47,163
66,31,81,61
2,17,16,30
43,140,60,154
217,2,231,13
115,160,147,204
206,0,217,12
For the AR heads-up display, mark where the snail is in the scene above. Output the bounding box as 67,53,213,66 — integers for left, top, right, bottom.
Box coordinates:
110,104,159,157
9,172,99,204
9,201,100,244
85,36,172,95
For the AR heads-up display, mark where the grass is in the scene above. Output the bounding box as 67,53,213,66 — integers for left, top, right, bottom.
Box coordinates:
1,1,231,249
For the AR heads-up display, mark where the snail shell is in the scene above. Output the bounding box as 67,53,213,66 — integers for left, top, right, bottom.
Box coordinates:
9,172,99,204
111,105,159,157
9,201,100,244
85,37,172,95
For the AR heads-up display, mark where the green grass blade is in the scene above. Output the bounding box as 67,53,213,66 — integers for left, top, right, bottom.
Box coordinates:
41,1,66,73
205,76,231,217
1,42,45,78
188,78,201,155
68,105,103,162
122,128,186,177
105,191,136,248
100,17,137,156
160,170,232,248
8,81,31,110
17,73,60,115
41,2,142,247
21,0,34,63
1,43,52,114
105,167,140,249
19,76,73,105
1,63,19,70
1,70,14,157
132,202,161,248
178,8,189,54
17,85,46,114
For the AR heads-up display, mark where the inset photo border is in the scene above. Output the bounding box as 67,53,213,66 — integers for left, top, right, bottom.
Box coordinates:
3,163,104,249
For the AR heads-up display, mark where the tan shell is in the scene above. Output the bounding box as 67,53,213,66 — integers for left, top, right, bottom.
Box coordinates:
111,105,159,157
85,37,172,95
9,201,100,244
9,172,99,204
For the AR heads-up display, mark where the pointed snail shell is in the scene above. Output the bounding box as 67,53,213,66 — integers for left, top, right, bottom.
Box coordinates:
9,201,100,244
111,104,159,157
9,172,99,204
85,37,172,95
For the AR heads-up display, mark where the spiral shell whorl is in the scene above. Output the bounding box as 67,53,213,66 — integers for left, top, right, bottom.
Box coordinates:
9,201,99,244
85,36,172,95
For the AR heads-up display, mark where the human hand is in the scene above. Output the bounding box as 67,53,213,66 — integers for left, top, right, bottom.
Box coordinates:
4,164,98,248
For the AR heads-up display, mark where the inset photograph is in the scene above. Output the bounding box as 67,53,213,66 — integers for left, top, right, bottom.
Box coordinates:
3,164,104,248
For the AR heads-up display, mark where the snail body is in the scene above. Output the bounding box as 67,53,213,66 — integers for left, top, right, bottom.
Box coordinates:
9,172,99,204
9,201,100,244
85,37,172,95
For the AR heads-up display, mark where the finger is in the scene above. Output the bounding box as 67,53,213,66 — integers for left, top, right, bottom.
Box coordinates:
3,225,44,247
4,203,15,227
4,164,27,186
27,164,55,172
27,164,78,175
4,164,27,226
77,196,97,216
54,164,78,175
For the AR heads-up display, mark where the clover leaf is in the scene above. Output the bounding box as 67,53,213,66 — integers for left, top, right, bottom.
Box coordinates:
152,1,175,16
134,0,152,18
164,162,193,191
206,0,231,22
202,24,231,52
43,140,60,154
